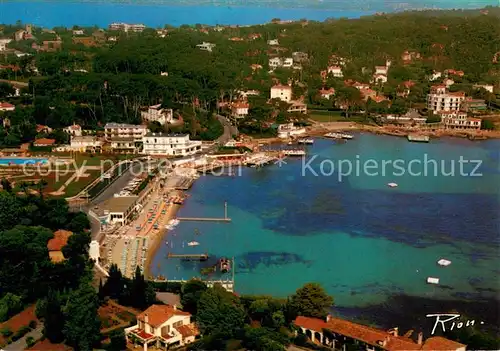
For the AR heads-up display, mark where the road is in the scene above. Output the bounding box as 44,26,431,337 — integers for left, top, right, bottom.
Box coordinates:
3,326,43,351
216,114,238,145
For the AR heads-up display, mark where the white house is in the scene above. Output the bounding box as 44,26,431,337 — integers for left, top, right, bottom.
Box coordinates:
141,104,174,125
473,84,494,93
439,110,481,130
104,123,148,141
267,39,279,45
72,29,85,35
319,88,335,99
63,123,82,137
282,58,293,68
374,66,388,75
231,102,249,118
0,102,15,111
125,304,199,351
429,71,442,81
142,133,202,156
270,85,292,102
109,23,146,32
287,100,307,114
196,42,215,52
269,57,283,69
70,136,102,152
427,85,466,114
327,66,343,77
373,73,388,84
0,39,12,51
277,123,306,138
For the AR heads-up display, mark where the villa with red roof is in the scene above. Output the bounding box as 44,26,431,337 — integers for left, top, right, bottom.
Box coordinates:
0,102,15,112
294,315,466,351
125,304,199,351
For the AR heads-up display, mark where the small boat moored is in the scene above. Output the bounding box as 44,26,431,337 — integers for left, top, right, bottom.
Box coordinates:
324,132,353,140
187,241,200,247
297,138,314,144
282,149,306,156
387,182,398,188
427,277,440,284
437,258,452,266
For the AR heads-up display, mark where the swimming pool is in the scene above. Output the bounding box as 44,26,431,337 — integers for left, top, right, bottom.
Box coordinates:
0,158,49,165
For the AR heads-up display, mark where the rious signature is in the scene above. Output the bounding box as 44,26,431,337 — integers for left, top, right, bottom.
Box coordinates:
426,314,485,335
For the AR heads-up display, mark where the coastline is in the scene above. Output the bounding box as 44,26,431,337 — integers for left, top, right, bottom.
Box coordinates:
143,192,183,279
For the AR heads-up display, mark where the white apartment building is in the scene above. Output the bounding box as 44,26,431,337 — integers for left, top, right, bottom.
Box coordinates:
231,102,249,118
0,39,12,51
141,104,174,125
142,133,202,156
327,66,343,77
109,23,146,32
427,85,466,114
373,73,387,84
110,138,138,153
196,42,215,52
70,136,102,152
104,123,148,141
125,304,199,350
270,85,292,102
439,110,481,130
375,65,388,75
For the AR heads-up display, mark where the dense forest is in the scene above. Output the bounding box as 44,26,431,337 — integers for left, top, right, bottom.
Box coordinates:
0,7,499,146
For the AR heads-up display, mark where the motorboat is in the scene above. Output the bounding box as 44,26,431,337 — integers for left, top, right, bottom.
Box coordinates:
427,277,439,284
187,241,200,246
340,133,354,139
282,149,306,156
168,219,180,226
297,138,314,144
324,132,353,140
387,182,398,188
437,258,452,266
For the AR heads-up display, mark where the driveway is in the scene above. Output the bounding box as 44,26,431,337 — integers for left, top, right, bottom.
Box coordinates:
3,326,43,351
216,114,238,145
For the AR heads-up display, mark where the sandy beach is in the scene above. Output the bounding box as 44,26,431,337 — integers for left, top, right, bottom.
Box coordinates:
143,195,182,279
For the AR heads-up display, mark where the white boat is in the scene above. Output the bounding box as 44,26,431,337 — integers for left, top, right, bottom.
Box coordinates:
387,182,398,188
324,132,343,139
438,258,452,266
341,133,353,139
283,149,306,156
187,241,199,246
297,138,314,144
168,219,180,226
427,277,440,284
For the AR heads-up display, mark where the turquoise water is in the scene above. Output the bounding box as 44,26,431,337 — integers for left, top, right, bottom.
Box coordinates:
151,134,500,329
0,157,48,165
0,1,495,27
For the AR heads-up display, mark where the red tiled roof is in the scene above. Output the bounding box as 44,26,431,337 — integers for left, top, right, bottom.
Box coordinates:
36,124,50,132
176,323,200,338
421,336,466,350
272,84,292,90
133,329,155,340
232,102,249,109
0,102,15,108
295,316,420,351
34,138,56,145
137,304,190,328
47,230,72,251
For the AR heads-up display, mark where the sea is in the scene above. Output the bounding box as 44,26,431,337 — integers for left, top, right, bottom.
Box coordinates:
0,0,497,27
151,134,500,335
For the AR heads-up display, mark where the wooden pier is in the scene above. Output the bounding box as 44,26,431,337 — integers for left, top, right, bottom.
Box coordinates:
167,253,209,261
177,201,231,222
177,217,231,222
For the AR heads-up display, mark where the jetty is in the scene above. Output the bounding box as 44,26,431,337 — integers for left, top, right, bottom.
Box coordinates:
167,253,209,261
407,134,430,142
243,153,279,167
177,217,231,222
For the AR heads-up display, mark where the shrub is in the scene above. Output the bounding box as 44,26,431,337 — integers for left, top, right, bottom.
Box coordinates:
29,320,37,329
26,336,36,348
0,327,12,337
11,325,31,341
